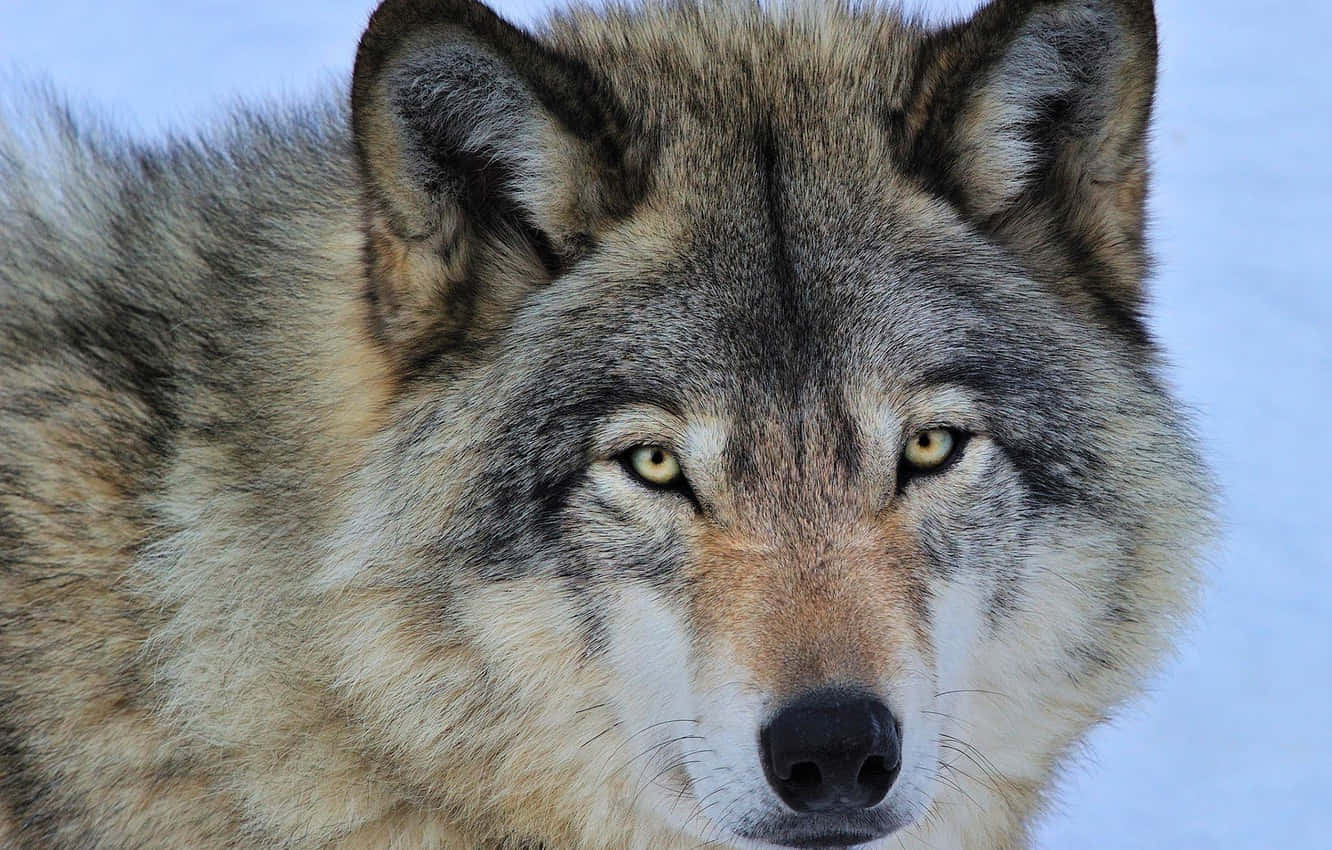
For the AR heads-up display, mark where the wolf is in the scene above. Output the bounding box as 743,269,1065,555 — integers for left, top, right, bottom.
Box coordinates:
0,0,1212,847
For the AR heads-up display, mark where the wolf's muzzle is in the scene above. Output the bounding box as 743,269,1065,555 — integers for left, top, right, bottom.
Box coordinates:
759,688,901,814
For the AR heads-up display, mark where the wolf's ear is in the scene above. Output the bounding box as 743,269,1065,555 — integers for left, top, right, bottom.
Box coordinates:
351,0,646,372
911,0,1157,307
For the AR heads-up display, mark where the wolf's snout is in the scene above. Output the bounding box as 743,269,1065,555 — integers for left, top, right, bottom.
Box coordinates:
759,689,901,813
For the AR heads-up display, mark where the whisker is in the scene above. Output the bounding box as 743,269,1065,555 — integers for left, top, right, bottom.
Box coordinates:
579,720,621,749
593,717,697,766
920,708,978,733
932,688,1014,702
934,761,985,811
680,782,729,833
601,732,705,786
938,733,1005,788
631,751,711,810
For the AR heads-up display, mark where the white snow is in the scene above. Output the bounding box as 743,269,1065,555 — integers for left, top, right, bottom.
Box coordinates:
3,0,1326,845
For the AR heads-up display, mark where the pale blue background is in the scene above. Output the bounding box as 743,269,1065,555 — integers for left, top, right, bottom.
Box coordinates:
3,1,1328,846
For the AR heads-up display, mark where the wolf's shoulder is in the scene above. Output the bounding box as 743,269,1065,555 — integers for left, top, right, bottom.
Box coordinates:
0,88,362,505
1,90,354,298
0,88,361,373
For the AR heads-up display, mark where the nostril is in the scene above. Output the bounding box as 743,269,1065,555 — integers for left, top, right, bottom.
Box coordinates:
858,755,886,783
857,755,894,796
787,761,822,791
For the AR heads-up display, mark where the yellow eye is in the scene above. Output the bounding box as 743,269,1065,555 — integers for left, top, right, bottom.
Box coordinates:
627,445,683,487
902,428,957,472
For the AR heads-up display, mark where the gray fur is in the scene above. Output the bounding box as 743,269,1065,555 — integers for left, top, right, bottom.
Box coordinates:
0,1,1211,848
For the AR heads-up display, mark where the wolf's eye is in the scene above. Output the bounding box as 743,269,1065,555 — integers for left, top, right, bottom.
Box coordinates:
902,428,958,473
624,445,683,488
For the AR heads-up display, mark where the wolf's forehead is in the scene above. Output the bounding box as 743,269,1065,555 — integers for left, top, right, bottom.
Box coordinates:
529,62,1068,430
573,149,1024,392
558,2,924,150
542,253,1005,425
552,185,1028,404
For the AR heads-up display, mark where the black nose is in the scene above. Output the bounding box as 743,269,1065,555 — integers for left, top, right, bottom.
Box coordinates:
760,689,901,814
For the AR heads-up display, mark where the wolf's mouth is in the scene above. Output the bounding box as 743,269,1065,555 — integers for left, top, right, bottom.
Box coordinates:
764,830,881,848
735,810,901,848
737,824,886,848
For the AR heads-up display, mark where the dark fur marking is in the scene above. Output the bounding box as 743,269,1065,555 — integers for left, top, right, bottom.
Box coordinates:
0,503,25,574
921,355,1112,507
51,306,178,436
0,700,75,848
466,382,681,581
757,118,816,392
984,569,1022,629
830,400,863,480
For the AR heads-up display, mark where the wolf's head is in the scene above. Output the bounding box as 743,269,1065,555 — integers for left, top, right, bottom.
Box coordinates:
324,1,1210,846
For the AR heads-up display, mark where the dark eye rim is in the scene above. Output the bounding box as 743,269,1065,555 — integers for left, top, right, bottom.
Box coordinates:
897,428,971,488
617,446,701,507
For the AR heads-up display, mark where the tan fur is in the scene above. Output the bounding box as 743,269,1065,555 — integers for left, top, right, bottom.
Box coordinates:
691,518,930,699
1,2,1209,848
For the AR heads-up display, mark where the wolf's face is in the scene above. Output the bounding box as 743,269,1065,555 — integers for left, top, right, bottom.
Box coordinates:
326,1,1210,847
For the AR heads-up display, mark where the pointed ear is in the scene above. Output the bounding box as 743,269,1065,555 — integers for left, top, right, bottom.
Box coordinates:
911,0,1158,310
351,0,647,373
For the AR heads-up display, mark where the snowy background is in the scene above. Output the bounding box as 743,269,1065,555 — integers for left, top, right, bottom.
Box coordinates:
2,0,1327,846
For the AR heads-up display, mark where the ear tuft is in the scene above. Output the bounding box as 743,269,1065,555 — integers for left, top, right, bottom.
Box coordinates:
350,0,647,373
913,0,1158,308
946,1,1138,216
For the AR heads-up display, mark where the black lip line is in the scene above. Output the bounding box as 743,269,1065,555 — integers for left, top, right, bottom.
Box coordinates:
742,830,882,849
